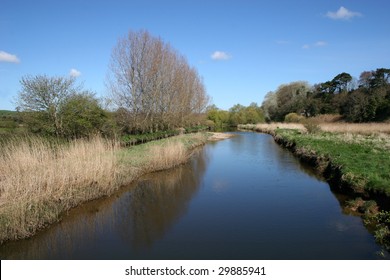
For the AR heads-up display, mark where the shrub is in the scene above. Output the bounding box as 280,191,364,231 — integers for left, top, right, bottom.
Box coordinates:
302,119,321,134
284,112,305,123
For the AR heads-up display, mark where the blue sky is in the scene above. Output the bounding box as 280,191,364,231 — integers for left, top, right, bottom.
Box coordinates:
1,0,390,111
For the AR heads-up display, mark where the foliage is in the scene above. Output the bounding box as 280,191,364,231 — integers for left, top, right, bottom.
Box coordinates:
16,75,79,136
262,81,310,121
284,112,305,123
121,130,180,146
0,110,25,134
262,68,390,123
206,103,265,128
60,92,110,138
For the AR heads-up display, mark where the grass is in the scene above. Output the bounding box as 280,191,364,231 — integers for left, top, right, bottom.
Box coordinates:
0,133,208,243
240,122,390,196
275,129,390,195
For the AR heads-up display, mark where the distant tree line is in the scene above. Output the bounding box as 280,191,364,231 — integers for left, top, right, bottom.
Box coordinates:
206,102,265,128
262,68,390,122
15,30,210,139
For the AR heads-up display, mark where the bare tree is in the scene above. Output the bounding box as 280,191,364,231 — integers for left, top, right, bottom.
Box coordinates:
107,30,209,133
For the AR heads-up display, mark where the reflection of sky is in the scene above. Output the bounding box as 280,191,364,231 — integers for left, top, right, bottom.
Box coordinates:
212,179,229,193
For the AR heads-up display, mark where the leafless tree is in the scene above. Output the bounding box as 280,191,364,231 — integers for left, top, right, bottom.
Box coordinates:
107,30,209,133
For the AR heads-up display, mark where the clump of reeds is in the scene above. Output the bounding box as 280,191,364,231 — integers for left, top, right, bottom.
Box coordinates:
0,136,120,242
147,141,187,171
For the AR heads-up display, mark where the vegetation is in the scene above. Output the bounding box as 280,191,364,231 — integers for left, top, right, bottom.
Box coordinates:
0,110,25,135
0,29,216,243
240,122,390,196
0,133,209,243
262,68,390,122
107,30,209,133
276,129,390,195
206,102,265,129
346,198,390,251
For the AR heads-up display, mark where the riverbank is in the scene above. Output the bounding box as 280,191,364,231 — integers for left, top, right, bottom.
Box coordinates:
239,123,390,197
0,132,231,243
239,123,390,251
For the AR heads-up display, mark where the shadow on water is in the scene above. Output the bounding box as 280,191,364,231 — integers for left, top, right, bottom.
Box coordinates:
0,132,388,259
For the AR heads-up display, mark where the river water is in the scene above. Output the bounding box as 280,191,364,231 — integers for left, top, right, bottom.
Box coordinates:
0,132,386,259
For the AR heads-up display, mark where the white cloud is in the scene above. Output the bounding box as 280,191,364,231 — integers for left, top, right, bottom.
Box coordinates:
302,41,327,49
211,51,231,60
0,51,20,63
69,68,81,77
326,6,362,20
314,41,327,47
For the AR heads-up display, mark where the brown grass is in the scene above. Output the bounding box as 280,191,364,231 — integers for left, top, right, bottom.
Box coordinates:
239,123,306,134
0,136,120,241
147,141,187,171
240,120,390,136
0,133,209,243
319,123,390,135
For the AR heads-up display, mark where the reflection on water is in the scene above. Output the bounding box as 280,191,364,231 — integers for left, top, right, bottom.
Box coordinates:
0,132,387,259
0,149,207,259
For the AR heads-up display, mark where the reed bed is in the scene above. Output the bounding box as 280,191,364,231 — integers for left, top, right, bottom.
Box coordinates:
0,136,120,241
0,133,209,243
319,122,390,135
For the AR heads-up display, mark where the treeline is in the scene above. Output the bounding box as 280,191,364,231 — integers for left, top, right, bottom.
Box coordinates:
13,30,209,139
206,103,265,128
262,68,390,122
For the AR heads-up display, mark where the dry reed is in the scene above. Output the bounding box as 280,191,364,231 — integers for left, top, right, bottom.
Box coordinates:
0,133,208,243
147,141,187,171
319,123,390,135
0,136,120,241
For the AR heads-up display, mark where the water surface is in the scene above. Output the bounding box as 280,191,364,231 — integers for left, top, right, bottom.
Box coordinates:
0,132,386,259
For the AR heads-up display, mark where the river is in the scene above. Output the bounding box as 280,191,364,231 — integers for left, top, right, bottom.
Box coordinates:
0,132,387,259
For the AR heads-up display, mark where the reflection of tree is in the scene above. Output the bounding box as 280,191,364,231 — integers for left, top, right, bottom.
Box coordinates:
0,148,207,259
120,148,207,249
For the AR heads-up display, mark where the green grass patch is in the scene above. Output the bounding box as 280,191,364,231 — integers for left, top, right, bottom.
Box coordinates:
276,129,390,196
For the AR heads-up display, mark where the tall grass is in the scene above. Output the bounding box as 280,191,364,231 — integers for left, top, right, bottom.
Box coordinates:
0,133,208,243
319,123,390,135
0,136,120,241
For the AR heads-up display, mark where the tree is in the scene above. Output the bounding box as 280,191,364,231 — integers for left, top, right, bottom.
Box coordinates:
60,92,109,138
332,72,352,93
263,81,310,121
107,30,209,133
228,104,247,126
206,105,229,128
370,68,390,88
16,75,79,136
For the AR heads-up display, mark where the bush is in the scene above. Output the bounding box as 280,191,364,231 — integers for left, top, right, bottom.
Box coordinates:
302,119,321,134
284,113,305,123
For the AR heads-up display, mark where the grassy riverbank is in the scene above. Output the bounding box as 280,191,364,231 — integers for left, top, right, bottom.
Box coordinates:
239,123,390,196
0,133,213,243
